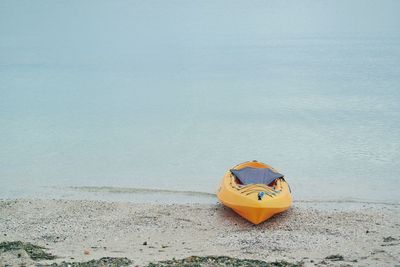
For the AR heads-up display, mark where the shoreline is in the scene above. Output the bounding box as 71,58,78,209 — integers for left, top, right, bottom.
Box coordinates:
1,199,399,266
2,185,399,206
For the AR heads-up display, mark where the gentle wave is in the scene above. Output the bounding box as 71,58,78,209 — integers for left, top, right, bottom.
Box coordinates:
294,199,400,206
67,186,216,197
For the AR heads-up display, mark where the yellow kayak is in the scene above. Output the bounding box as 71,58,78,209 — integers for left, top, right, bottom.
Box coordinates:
217,161,292,224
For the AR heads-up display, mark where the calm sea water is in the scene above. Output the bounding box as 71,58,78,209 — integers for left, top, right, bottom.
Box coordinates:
1,1,400,204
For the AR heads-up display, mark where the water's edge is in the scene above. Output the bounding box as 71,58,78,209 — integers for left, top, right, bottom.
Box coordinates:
2,186,399,207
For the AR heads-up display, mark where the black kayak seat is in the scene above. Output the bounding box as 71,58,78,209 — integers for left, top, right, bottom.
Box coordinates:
231,167,284,185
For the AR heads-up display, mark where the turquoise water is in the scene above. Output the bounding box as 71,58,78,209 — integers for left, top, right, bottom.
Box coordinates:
1,1,400,203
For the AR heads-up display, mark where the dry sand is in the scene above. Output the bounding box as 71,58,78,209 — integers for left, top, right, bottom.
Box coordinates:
0,199,399,266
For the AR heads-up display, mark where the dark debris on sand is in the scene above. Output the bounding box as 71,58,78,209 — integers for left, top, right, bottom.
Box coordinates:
38,257,132,267
383,236,397,242
145,256,302,267
35,256,300,267
324,254,344,261
0,241,56,260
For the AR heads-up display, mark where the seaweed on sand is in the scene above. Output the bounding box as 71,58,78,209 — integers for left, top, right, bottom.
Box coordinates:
145,256,302,267
41,256,298,267
0,241,56,260
40,257,132,267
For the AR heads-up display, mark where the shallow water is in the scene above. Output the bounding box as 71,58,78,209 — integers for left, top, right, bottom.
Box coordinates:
1,0,400,204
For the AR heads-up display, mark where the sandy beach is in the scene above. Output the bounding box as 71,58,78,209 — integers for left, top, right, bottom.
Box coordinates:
0,199,399,266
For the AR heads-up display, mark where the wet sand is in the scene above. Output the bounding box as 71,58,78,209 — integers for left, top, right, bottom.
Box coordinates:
0,199,399,266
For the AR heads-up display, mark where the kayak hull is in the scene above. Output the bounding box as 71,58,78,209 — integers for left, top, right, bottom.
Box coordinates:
217,161,292,224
